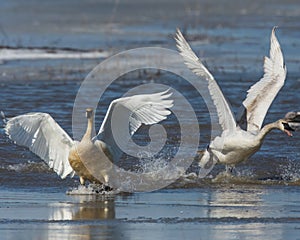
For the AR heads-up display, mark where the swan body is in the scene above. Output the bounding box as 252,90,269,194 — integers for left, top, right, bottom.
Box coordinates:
210,131,261,165
175,27,297,175
203,120,290,169
68,108,114,185
5,90,173,186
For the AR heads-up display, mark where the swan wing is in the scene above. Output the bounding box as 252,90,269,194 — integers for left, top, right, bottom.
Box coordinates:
237,27,287,133
96,90,173,161
5,112,75,178
175,29,236,132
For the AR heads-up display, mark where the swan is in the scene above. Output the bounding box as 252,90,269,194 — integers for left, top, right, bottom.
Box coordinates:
4,90,173,187
175,27,299,176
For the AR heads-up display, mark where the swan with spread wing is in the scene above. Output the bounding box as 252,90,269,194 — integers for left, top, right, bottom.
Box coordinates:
4,90,173,187
175,27,299,176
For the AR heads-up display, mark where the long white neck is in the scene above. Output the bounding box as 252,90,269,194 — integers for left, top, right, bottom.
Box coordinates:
257,121,280,141
82,116,93,141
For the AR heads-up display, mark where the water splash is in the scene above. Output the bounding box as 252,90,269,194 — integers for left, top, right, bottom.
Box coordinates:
66,184,117,195
137,151,170,173
280,160,300,183
5,161,50,173
107,150,188,192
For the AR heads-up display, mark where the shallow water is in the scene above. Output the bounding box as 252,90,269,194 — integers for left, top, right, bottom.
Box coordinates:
0,0,300,239
2,186,300,240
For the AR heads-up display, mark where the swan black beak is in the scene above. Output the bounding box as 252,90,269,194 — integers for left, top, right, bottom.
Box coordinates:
283,122,295,136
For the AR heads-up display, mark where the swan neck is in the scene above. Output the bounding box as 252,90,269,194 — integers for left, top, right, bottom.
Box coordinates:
258,122,278,140
83,116,94,141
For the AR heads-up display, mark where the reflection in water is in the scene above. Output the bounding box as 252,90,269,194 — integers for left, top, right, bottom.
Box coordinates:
72,199,115,220
49,195,115,221
207,186,264,218
48,195,116,240
205,186,283,240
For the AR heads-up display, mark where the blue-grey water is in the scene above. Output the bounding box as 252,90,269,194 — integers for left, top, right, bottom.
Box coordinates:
0,0,300,239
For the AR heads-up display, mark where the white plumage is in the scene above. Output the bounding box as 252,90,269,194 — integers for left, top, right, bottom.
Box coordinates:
5,90,173,186
5,113,75,178
175,27,295,176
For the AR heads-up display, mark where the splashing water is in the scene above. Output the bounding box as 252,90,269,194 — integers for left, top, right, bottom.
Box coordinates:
280,161,300,183
104,150,187,192
5,161,50,173
66,184,118,195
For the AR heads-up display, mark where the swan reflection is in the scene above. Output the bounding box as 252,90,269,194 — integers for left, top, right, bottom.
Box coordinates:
49,195,115,221
205,186,284,239
46,194,117,240
207,186,264,219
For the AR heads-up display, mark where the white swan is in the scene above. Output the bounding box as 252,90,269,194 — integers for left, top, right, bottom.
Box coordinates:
175,27,298,176
4,90,173,186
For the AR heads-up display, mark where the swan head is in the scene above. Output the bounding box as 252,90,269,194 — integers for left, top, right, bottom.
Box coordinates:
276,112,300,136
86,108,94,119
277,119,295,137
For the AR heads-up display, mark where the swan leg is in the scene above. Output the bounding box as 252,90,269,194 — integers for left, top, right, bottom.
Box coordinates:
103,175,113,191
79,176,86,185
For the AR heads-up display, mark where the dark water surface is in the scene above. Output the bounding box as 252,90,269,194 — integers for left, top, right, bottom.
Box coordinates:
0,0,300,239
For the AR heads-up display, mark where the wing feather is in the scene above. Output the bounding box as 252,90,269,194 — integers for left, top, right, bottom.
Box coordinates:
96,90,173,161
238,27,287,133
175,29,236,132
5,112,75,178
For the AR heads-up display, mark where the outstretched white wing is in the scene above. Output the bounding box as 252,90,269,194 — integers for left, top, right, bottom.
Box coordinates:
96,90,174,161
5,112,75,178
175,29,236,132
237,27,287,133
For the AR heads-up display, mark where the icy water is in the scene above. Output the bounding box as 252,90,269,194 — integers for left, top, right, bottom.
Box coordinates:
0,0,300,239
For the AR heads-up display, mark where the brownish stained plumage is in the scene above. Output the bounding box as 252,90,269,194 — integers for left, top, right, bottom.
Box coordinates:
68,148,101,185
67,108,113,186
